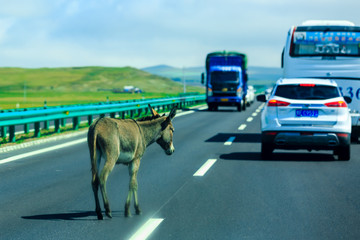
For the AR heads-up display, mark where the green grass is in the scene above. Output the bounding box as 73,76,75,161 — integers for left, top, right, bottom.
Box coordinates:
0,66,205,109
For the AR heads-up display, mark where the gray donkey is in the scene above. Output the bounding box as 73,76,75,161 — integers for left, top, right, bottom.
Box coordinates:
87,105,176,219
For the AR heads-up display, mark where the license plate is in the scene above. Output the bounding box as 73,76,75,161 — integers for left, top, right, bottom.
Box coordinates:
221,98,228,102
295,109,318,118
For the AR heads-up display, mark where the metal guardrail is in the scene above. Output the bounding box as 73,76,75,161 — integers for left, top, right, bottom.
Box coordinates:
0,95,205,143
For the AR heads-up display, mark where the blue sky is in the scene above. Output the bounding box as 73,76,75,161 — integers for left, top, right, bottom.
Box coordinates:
1,0,360,69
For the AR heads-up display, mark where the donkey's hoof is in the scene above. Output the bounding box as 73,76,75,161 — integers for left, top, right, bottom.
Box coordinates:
96,210,103,220
135,208,142,215
105,211,112,219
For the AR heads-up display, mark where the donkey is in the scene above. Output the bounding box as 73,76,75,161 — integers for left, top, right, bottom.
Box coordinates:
87,105,176,219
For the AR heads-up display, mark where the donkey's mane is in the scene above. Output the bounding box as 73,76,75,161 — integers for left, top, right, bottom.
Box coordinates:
136,113,165,122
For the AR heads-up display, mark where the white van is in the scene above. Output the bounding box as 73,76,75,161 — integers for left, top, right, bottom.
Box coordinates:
282,20,360,141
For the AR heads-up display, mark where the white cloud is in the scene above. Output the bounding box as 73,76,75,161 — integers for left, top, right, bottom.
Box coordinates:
1,0,360,68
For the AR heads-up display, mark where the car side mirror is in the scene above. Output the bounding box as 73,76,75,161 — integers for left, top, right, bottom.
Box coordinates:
343,96,352,104
256,94,267,102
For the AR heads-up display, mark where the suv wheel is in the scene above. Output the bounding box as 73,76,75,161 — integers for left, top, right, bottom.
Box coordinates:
261,143,273,160
337,145,350,161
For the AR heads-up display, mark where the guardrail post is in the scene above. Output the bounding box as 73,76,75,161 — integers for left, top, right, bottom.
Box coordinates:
55,119,61,133
34,122,41,138
24,124,30,134
1,126,7,138
9,126,15,143
88,115,93,126
61,119,66,127
44,120,50,130
73,117,80,130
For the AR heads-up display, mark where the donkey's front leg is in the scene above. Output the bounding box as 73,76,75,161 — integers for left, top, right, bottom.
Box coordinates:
125,159,141,217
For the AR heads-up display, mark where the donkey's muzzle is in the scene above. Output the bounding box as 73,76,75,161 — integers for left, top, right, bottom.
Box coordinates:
165,144,175,155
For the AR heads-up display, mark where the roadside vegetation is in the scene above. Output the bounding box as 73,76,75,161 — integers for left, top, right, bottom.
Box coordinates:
0,66,204,110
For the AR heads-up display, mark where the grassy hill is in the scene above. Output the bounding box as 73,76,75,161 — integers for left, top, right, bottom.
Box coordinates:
0,66,204,109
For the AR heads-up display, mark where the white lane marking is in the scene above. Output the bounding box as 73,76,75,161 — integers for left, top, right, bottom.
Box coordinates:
198,106,208,110
129,218,164,240
224,136,236,145
252,112,258,117
193,159,217,176
246,117,253,122
238,124,247,130
0,138,87,165
175,111,194,117
175,105,207,117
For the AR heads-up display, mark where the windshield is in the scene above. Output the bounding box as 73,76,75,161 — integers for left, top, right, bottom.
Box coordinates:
275,84,340,100
210,71,239,84
290,26,360,57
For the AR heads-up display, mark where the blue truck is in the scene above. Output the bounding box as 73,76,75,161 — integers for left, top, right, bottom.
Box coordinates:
201,51,248,111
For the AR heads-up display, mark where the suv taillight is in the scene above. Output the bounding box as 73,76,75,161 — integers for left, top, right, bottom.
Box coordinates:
325,101,347,108
267,99,290,107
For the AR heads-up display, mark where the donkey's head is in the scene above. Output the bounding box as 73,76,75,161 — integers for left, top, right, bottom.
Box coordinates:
149,105,177,155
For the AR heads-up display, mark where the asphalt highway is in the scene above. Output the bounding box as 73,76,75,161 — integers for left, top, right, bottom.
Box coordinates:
1,102,360,240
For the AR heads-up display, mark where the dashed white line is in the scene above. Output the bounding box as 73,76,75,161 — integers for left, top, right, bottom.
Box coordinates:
246,117,253,122
252,112,258,117
193,159,217,176
224,136,236,145
129,218,164,240
238,124,247,130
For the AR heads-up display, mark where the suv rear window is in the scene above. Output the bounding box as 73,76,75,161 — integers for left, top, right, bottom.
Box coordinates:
274,84,340,100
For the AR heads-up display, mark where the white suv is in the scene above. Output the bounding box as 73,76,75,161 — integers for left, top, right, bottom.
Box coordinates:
257,78,352,160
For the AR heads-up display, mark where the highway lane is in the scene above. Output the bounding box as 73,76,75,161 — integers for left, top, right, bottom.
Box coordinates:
1,102,360,239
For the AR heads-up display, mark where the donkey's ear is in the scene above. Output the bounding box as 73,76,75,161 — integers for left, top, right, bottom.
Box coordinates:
148,104,160,117
168,107,177,120
161,107,177,130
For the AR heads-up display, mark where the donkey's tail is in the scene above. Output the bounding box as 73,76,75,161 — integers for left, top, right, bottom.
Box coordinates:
88,118,102,180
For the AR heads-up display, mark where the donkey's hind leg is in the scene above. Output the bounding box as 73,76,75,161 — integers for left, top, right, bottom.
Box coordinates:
91,174,103,220
91,149,103,220
99,158,116,219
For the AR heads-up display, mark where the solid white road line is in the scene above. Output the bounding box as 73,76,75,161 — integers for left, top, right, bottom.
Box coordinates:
198,106,208,110
0,138,87,165
193,159,217,176
175,111,195,117
238,124,247,130
224,136,236,145
129,218,164,240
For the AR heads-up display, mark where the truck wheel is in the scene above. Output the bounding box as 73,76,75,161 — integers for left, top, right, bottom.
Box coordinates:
338,145,350,161
237,103,242,112
208,104,218,111
208,104,214,111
